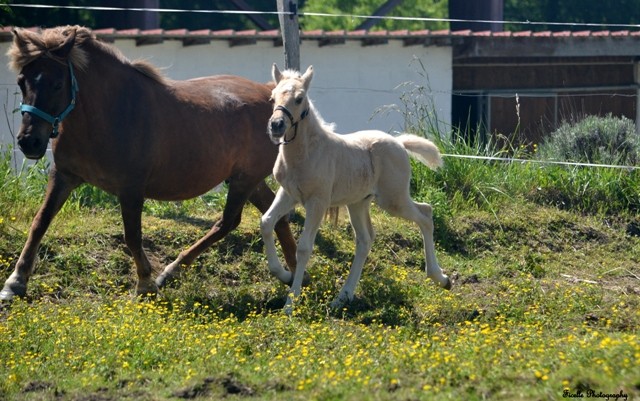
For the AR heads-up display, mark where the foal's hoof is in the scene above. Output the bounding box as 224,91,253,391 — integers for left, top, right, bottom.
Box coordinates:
442,277,453,290
286,271,312,287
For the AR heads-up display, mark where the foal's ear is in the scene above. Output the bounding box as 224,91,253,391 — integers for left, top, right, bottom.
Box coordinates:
301,65,314,90
51,27,77,59
272,63,283,84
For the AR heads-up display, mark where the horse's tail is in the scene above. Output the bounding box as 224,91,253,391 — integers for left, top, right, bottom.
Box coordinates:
395,134,443,170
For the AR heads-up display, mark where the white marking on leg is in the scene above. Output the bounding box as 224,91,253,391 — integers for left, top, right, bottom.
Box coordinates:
261,188,297,284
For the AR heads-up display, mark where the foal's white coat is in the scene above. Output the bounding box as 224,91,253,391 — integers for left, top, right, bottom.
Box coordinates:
261,64,451,312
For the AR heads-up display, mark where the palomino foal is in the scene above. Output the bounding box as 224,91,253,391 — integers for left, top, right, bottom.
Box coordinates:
260,64,452,312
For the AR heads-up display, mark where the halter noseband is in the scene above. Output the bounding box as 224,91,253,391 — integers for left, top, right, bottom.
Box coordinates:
274,104,309,146
20,61,79,139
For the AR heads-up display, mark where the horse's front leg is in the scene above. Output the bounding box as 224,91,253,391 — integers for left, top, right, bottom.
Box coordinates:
260,187,298,285
1,167,81,301
119,194,157,296
285,199,327,314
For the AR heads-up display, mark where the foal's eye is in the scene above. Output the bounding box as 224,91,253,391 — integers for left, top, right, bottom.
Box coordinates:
295,97,303,105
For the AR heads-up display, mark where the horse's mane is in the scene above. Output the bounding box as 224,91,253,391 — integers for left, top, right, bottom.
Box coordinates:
277,68,337,133
6,25,166,84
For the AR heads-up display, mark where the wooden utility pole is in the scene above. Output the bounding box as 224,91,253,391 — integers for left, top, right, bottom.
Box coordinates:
276,0,301,71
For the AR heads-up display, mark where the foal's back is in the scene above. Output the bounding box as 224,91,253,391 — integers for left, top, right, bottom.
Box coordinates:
318,129,412,206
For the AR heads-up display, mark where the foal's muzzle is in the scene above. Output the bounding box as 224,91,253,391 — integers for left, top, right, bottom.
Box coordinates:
269,116,287,138
268,105,309,145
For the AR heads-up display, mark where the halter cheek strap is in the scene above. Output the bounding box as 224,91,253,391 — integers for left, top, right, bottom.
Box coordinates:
275,105,309,146
20,61,79,139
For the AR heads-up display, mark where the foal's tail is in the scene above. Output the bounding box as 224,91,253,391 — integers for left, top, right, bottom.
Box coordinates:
395,134,443,170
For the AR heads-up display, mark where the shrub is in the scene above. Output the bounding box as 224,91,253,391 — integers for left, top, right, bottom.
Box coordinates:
536,114,640,166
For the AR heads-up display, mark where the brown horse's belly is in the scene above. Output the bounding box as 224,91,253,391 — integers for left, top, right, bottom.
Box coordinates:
143,168,228,201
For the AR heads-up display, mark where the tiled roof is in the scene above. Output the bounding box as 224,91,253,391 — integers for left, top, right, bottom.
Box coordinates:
1,26,639,47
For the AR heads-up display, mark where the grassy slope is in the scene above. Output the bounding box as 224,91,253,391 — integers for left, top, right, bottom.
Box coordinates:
0,192,639,400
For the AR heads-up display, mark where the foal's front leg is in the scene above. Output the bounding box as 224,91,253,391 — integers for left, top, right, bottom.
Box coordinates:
260,187,297,285
285,199,327,313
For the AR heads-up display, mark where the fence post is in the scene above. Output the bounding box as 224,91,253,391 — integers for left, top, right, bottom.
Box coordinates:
276,0,300,71
635,62,640,136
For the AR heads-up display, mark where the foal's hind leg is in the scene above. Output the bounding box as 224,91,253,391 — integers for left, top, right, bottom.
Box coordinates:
378,196,451,290
331,198,375,309
155,178,254,287
414,202,451,289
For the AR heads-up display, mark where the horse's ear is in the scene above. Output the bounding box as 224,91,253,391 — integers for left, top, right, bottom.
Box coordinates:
12,28,32,49
51,28,77,59
301,65,314,90
272,63,283,84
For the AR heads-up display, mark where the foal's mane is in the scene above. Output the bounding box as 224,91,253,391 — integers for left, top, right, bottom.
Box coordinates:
278,69,337,133
7,25,166,84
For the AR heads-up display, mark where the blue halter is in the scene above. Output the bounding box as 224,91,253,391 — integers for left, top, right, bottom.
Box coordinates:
20,61,79,139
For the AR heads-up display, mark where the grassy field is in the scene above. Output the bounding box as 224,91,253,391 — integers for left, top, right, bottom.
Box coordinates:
0,141,639,400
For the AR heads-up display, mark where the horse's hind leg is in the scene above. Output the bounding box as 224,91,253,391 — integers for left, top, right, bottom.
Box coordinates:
1,168,81,301
155,178,252,287
331,198,375,309
378,195,451,290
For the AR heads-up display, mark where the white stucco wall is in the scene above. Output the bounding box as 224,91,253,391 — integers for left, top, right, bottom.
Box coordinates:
0,37,451,165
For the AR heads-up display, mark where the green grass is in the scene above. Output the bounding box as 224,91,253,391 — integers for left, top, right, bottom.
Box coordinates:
0,139,639,400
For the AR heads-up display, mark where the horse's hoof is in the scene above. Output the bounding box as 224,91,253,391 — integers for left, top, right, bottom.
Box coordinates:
137,291,158,301
155,273,173,288
0,289,16,302
136,281,159,298
0,282,27,301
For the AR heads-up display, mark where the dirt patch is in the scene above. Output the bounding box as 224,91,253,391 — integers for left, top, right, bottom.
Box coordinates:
22,381,54,393
173,374,255,399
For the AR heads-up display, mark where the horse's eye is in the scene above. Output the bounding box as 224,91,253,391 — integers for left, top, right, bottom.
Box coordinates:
53,81,63,91
295,97,303,105
269,96,274,103
17,74,25,90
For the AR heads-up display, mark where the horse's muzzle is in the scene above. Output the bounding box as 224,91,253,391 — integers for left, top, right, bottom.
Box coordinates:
17,132,48,159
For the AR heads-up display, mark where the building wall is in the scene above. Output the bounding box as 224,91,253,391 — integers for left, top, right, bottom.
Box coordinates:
0,37,452,165
452,57,638,143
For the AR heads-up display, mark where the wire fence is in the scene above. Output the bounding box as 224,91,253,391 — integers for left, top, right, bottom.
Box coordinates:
3,3,640,172
6,3,640,30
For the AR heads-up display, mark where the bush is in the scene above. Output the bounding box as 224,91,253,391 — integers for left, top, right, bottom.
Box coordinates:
537,114,640,165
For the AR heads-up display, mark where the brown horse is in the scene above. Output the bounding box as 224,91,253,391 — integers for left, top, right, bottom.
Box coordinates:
1,25,297,300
